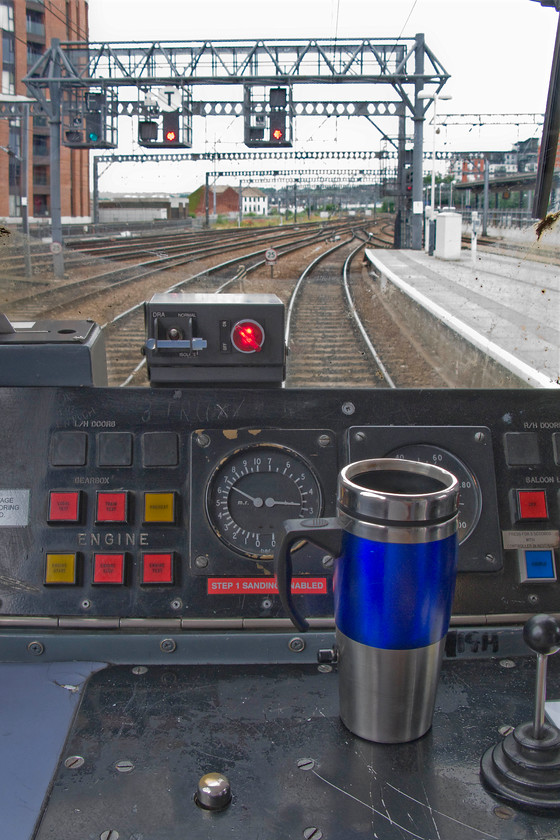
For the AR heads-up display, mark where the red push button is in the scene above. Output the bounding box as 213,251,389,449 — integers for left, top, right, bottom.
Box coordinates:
96,491,128,523
93,553,126,584
48,491,80,522
518,490,548,520
142,553,174,585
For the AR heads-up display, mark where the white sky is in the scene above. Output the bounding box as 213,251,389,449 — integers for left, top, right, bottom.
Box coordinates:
86,0,559,194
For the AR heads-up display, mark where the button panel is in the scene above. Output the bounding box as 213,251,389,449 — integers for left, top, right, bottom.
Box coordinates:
48,491,81,523
517,490,549,521
96,491,128,523
518,549,557,583
45,553,78,585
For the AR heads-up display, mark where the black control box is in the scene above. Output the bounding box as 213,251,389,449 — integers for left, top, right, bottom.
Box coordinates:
144,293,285,385
0,318,107,386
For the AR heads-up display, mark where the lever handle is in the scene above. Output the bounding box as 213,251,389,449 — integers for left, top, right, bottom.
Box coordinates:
274,517,342,632
523,614,560,739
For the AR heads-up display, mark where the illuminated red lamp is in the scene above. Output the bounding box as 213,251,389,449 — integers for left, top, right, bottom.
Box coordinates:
231,319,264,353
272,128,283,141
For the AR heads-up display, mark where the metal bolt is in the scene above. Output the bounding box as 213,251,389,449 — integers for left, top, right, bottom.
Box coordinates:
341,401,355,416
303,827,323,840
474,432,485,443
493,805,514,820
100,831,120,840
195,555,209,569
354,431,366,443
498,725,515,737
170,598,183,610
64,755,85,769
528,593,539,605
196,433,211,448
115,759,134,774
318,664,332,673
289,637,306,653
317,434,331,448
160,638,177,653
484,554,496,565
499,659,516,669
297,758,315,771
132,666,148,675
321,554,334,570
27,641,44,656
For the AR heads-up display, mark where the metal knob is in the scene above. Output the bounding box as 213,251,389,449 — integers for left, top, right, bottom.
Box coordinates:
195,772,232,811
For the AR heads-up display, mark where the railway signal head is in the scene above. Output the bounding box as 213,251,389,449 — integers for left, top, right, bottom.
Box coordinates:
162,110,181,145
138,110,190,147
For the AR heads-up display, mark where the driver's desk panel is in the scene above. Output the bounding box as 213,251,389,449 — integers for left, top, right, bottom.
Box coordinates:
1,386,559,838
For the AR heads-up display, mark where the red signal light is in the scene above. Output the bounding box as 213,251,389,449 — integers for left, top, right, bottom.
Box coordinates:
231,320,264,353
165,129,177,142
272,128,283,141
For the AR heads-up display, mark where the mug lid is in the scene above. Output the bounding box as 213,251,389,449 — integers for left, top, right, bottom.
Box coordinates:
338,458,459,524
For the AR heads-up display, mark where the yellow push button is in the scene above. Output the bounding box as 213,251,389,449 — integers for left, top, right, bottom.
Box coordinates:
45,553,77,585
143,492,175,524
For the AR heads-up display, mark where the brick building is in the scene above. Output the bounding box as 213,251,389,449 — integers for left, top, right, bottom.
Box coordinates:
189,184,268,217
0,0,89,220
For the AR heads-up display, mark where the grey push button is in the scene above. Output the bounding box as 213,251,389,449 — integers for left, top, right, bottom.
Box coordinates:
553,434,560,466
504,432,541,466
97,432,132,467
50,431,87,466
142,432,179,467
518,548,557,583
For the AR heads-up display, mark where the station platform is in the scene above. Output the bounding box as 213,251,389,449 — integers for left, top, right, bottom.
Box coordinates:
365,247,560,389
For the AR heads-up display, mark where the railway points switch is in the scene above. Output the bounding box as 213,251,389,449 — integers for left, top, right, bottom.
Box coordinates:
144,292,285,385
0,314,107,386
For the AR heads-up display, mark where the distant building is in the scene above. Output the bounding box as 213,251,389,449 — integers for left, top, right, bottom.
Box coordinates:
242,187,268,215
0,0,90,220
189,184,268,217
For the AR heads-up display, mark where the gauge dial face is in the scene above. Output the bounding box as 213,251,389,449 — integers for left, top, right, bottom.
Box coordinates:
385,444,482,544
206,445,323,559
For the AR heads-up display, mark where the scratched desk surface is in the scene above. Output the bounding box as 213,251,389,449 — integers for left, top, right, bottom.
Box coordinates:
32,657,560,840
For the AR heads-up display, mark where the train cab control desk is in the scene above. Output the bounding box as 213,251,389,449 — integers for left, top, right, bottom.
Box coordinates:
0,300,559,839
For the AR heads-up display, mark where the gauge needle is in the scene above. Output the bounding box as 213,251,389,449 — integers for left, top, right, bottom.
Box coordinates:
264,498,301,507
231,485,264,507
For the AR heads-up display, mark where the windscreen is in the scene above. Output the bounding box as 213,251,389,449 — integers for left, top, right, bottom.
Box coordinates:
0,0,558,391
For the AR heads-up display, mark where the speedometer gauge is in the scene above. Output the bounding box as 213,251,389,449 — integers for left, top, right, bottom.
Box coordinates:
205,444,323,559
385,444,482,544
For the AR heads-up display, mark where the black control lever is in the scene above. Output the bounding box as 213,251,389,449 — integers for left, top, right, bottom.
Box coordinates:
480,613,560,810
524,613,560,740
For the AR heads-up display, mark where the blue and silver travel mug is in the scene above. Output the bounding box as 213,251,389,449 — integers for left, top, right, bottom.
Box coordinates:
275,458,459,743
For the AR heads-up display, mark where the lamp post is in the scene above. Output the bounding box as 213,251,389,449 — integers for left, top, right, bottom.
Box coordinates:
418,90,452,253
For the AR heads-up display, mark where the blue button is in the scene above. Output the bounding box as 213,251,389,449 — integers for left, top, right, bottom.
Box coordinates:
524,549,556,581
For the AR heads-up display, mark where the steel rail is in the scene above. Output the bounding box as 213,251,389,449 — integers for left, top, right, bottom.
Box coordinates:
341,245,396,388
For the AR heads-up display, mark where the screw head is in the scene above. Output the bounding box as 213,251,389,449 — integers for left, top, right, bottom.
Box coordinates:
195,555,209,569
303,828,323,840
27,641,44,656
289,637,306,653
64,755,85,770
196,433,211,448
342,401,355,416
317,434,331,447
160,638,177,653
297,758,315,771
132,666,148,675
115,759,134,774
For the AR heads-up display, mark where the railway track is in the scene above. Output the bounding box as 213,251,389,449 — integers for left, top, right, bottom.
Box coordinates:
4,215,454,391
2,221,357,321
